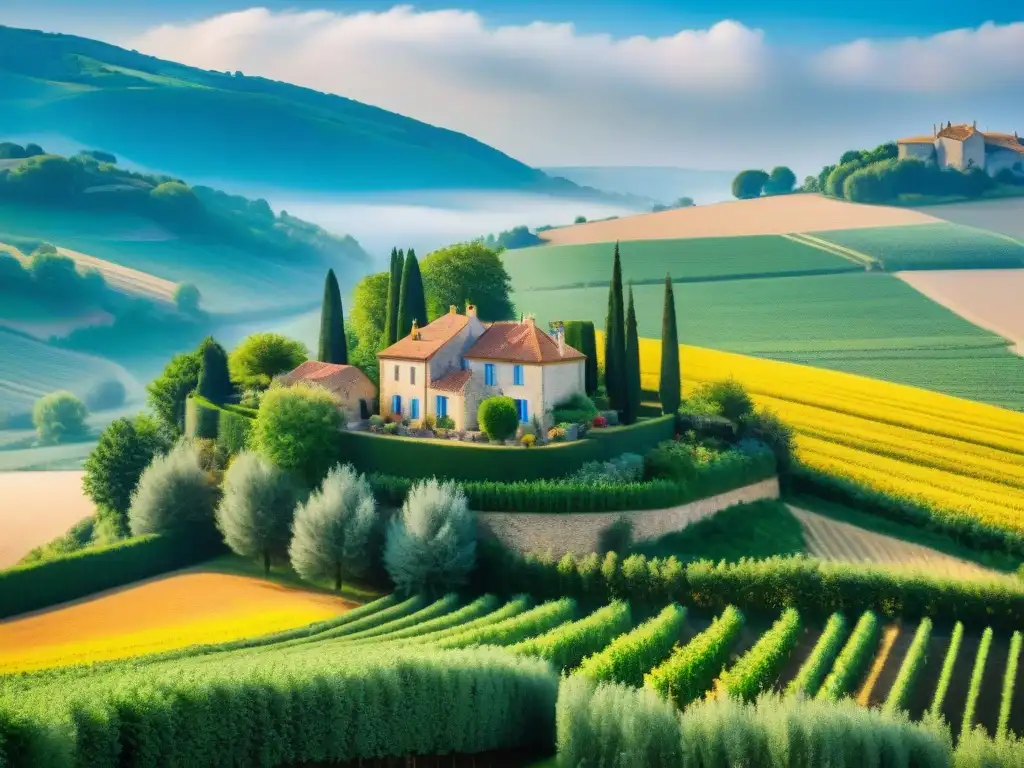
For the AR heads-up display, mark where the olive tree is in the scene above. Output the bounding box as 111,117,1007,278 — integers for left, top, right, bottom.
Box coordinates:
216,451,297,574
383,478,476,596
289,463,377,591
128,440,218,537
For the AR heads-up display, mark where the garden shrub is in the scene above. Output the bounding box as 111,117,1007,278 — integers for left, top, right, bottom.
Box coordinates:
0,533,223,619
252,382,343,487
384,479,477,596
644,440,699,482
478,396,519,441
571,452,644,485
128,440,219,538
739,407,795,477
551,392,598,425
688,378,754,421
216,408,253,456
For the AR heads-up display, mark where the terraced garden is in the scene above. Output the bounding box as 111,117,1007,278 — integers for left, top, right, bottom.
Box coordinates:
3,589,1020,766
808,222,1024,271
516,271,1023,409
502,234,859,291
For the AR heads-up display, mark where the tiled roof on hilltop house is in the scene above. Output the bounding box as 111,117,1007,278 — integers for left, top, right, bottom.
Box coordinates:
897,136,935,144
981,132,1024,154
465,318,585,363
278,361,371,391
937,123,976,141
378,312,469,361
429,369,473,393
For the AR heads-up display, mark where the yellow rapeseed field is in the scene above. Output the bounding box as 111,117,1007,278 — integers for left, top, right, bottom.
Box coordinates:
0,571,353,673
627,336,1024,536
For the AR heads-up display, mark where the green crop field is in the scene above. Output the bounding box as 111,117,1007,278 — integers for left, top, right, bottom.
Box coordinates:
502,234,860,291
0,329,141,417
809,223,1024,271
0,205,330,313
514,272,1024,409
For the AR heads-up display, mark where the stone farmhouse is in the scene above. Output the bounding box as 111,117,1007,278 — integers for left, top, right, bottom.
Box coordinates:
897,121,1024,177
377,303,587,432
277,360,376,423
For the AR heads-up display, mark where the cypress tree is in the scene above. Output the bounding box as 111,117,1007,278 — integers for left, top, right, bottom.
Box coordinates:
659,275,681,414
383,248,405,346
565,320,598,396
623,286,642,425
196,337,233,405
396,248,428,339
604,242,627,410
318,268,348,364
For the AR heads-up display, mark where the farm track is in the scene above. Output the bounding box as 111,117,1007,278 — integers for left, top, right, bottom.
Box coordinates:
788,506,1004,582
783,232,876,268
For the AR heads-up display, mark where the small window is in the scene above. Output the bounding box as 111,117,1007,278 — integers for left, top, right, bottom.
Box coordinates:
513,364,524,386
393,365,399,382
485,363,495,386
410,367,416,385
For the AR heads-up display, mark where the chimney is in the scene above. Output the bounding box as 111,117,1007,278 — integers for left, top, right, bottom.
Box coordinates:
932,123,936,137
557,327,565,357
411,319,421,340
525,315,535,328
466,303,477,319
449,304,457,315
973,120,977,129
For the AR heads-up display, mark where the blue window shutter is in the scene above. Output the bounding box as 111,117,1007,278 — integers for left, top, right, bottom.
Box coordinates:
514,365,523,385
485,363,495,386
411,399,419,419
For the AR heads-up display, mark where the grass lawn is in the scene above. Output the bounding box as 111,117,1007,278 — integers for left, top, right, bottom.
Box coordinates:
515,271,1023,409
503,233,858,291
788,494,1023,575
629,500,806,563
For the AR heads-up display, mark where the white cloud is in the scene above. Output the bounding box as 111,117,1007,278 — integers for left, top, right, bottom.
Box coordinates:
124,8,1024,172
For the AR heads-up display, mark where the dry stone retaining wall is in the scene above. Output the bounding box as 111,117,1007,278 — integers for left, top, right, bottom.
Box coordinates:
476,477,780,556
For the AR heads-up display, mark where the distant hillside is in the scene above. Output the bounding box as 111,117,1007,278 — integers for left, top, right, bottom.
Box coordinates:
541,166,738,205
0,25,625,199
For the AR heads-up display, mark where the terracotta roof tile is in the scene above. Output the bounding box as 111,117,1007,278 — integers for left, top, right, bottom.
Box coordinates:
378,313,468,361
937,124,976,141
981,133,1024,154
897,136,935,144
429,369,473,393
279,361,371,392
465,321,585,364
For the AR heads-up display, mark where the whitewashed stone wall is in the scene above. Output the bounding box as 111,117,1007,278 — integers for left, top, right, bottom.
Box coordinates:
476,477,780,556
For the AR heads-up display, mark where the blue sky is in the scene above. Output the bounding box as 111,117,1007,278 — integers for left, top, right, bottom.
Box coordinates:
2,1,1023,171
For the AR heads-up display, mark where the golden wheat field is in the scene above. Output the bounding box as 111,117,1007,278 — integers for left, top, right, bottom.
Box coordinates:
0,571,353,673
630,336,1024,536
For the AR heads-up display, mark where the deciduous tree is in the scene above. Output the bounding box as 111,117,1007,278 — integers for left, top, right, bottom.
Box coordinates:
252,383,343,487
147,349,202,437
420,242,515,321
731,170,769,199
229,332,308,390
32,391,88,445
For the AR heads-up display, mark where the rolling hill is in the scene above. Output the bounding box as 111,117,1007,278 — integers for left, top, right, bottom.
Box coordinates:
0,25,627,199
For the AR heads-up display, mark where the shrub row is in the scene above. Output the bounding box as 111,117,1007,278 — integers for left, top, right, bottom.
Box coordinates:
437,598,576,650
510,601,632,672
367,446,774,513
930,622,965,718
276,595,428,649
574,603,686,687
475,547,1024,632
997,631,1022,740
791,464,1024,558
557,679,953,768
405,595,533,646
718,608,802,701
338,415,677,482
336,593,460,644
786,612,849,699
645,605,746,708
0,532,224,619
1,647,558,768
347,595,499,646
960,627,994,740
883,618,932,714
817,611,881,701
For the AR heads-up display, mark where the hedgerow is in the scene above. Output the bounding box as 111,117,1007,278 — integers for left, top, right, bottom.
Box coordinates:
817,611,881,701
275,594,428,648
717,608,801,701
0,532,223,619
402,595,533,646
1,646,558,767
509,601,632,672
436,598,576,649
997,631,1022,740
883,618,932,714
930,622,965,718
335,593,460,644
476,548,1024,632
575,603,686,686
786,612,848,699
557,679,953,768
960,627,994,740
645,605,745,708
345,595,499,645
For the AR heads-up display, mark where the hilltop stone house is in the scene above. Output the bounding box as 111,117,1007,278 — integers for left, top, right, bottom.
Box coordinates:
377,303,586,431
277,361,377,422
897,121,1024,177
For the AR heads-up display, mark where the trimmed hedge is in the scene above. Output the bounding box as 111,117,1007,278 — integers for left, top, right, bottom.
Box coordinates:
0,532,225,619
217,408,253,455
476,548,1024,632
338,414,677,482
791,464,1024,558
184,394,220,439
185,395,255,456
367,447,775,513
